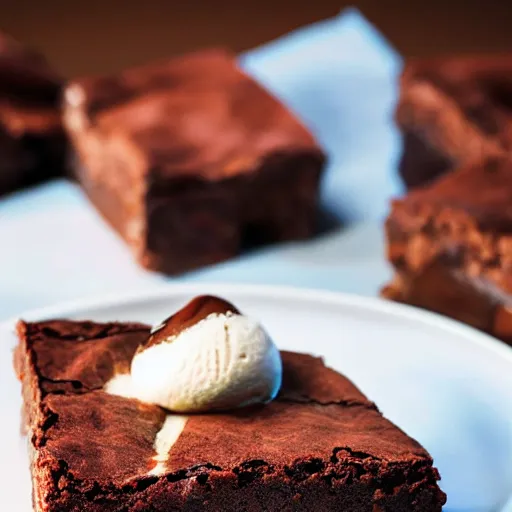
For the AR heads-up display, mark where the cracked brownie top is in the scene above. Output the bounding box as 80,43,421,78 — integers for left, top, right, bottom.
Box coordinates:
15,318,445,511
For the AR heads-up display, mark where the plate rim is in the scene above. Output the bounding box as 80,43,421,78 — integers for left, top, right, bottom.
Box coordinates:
3,282,512,366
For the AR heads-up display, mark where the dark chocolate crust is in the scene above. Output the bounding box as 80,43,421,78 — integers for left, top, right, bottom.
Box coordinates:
15,319,445,511
63,49,325,275
396,54,512,188
383,156,512,343
0,32,65,195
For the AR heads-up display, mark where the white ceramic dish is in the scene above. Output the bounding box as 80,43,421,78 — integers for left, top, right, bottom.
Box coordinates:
1,284,512,511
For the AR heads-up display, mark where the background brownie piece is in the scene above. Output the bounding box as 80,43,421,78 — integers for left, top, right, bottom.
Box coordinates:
15,319,445,511
396,54,512,189
383,155,512,343
63,49,326,275
0,32,65,196
382,259,512,344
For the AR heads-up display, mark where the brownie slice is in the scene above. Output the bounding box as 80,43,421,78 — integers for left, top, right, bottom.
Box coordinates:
396,54,512,188
15,319,445,511
382,259,512,344
383,155,512,343
62,49,326,275
0,32,65,196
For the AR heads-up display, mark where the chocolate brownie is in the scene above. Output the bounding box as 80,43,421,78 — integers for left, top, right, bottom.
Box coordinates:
0,32,65,196
396,54,512,188
382,259,512,344
383,155,512,343
15,319,445,511
62,49,325,275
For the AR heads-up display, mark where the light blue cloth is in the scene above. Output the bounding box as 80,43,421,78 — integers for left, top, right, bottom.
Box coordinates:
0,9,403,319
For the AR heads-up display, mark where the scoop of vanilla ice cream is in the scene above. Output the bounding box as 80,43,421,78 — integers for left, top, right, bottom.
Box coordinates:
130,312,282,412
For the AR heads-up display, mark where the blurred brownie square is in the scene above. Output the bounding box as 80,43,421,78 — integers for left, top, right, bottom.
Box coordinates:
63,49,325,274
0,32,65,195
383,156,512,343
396,55,512,188
382,260,512,345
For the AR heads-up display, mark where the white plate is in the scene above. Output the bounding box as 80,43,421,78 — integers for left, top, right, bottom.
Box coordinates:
1,284,512,511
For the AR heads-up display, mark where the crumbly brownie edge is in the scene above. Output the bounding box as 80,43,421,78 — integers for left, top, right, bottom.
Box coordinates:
35,443,444,512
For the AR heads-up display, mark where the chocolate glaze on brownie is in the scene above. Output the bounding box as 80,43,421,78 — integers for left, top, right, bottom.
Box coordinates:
0,32,65,195
384,156,512,344
396,55,512,188
15,319,445,511
63,49,325,275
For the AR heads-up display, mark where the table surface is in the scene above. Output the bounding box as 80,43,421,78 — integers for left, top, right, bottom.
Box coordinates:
1,0,512,76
